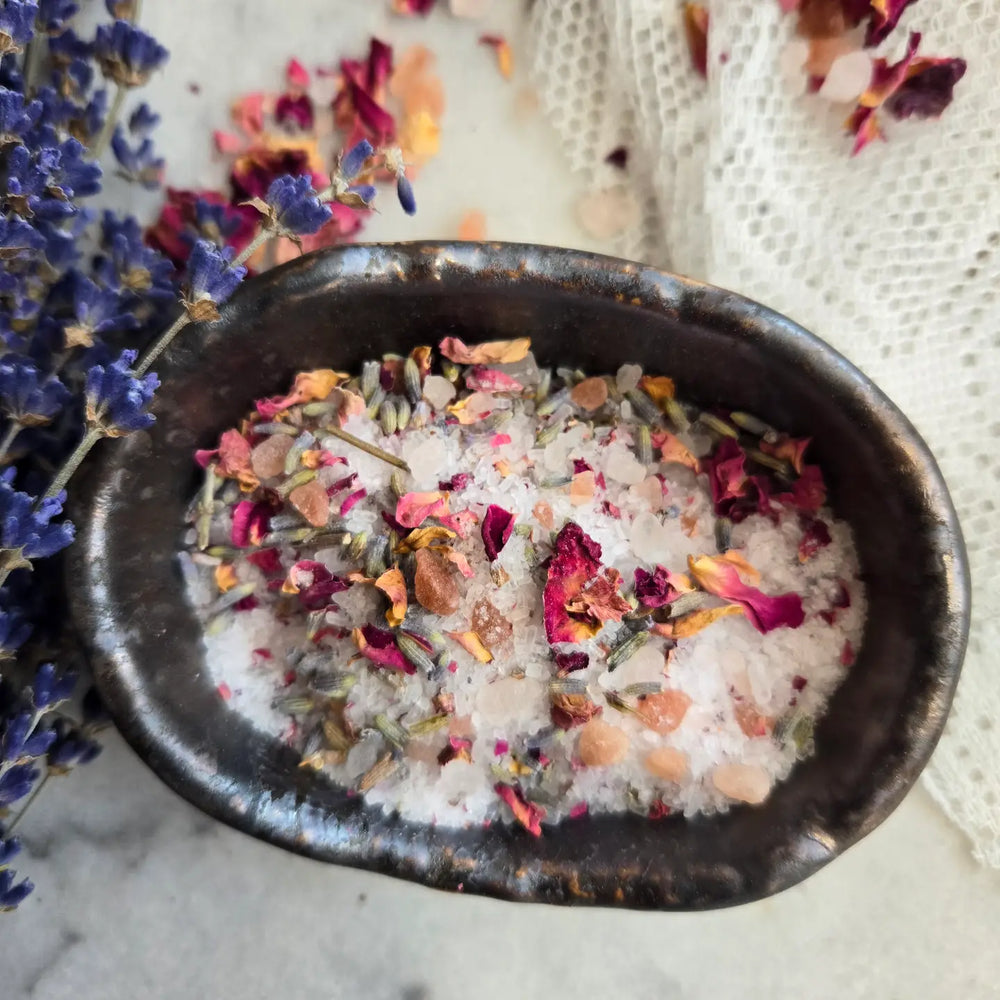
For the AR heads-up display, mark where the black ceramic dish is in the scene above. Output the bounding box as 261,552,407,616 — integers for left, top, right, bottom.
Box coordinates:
69,242,970,909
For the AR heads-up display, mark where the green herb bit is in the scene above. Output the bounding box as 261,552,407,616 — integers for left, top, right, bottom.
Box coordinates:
275,468,317,497
606,629,650,670
255,421,300,435
403,357,422,404
396,632,437,674
374,713,410,750
697,412,739,438
208,581,256,616
408,714,450,737
358,753,399,792
273,694,316,715
323,425,410,471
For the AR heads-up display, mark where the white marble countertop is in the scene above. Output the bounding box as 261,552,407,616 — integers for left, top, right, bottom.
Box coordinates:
3,3,999,997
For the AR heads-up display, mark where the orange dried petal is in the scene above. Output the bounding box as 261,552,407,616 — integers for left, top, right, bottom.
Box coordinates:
374,566,408,627
214,563,238,593
447,630,494,663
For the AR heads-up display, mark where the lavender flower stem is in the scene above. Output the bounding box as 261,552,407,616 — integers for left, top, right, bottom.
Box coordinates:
42,427,103,501
133,311,189,377
0,422,22,464
231,227,272,268
22,36,45,96
91,85,127,159
4,772,50,835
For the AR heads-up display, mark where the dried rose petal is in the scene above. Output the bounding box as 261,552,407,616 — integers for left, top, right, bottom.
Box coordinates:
447,630,494,662
776,465,827,513
340,488,367,516
688,554,805,633
570,377,609,412
214,563,238,593
283,560,351,611
704,438,749,515
577,719,630,766
289,480,330,528
414,548,460,616
395,525,457,553
644,746,689,782
865,0,917,46
352,624,416,674
437,546,474,578
655,604,744,639
231,500,271,547
543,522,605,644
638,375,676,409
436,509,478,539
635,690,692,734
683,3,709,78
886,56,967,121
246,548,283,575
719,550,761,584
438,336,530,365
633,565,678,608
438,734,473,766
479,34,513,80
481,504,515,561
439,473,471,491
396,490,450,528
374,566,408,626
841,639,856,666
555,651,590,674
392,0,437,16
798,518,832,561
464,366,524,393
197,428,259,490
569,801,589,819
566,569,631,625
255,370,348,419
657,431,700,472
551,693,602,730
494,783,545,836
761,434,811,474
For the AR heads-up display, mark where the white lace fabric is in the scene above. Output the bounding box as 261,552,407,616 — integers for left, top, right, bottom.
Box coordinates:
529,0,1000,866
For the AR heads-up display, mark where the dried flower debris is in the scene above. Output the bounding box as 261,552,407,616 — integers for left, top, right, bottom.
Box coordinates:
184,341,865,833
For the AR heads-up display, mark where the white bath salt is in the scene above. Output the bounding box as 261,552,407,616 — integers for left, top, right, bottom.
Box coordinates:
184,344,866,835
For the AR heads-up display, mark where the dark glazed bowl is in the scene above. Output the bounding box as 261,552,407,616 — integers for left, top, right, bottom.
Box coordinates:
70,242,970,910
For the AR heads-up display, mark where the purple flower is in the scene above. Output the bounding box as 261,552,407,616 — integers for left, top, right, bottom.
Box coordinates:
111,126,163,189
0,836,22,867
0,88,42,141
84,348,159,434
0,356,68,427
183,239,246,311
94,20,168,87
0,215,44,259
0,608,31,655
46,717,102,769
2,711,57,763
0,868,33,911
128,101,159,135
348,184,377,206
396,173,417,216
193,198,244,244
340,139,374,179
30,662,76,710
48,137,102,199
36,0,78,33
67,273,137,348
263,174,332,237
0,2,38,55
96,211,173,298
0,762,38,807
47,26,91,66
0,467,75,558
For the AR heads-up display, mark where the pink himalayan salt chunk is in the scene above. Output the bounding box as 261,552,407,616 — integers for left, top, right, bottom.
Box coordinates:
712,762,771,805
414,547,461,615
533,501,554,530
570,376,609,412
635,690,691,735
289,480,330,527
644,746,689,782
449,714,475,738
471,597,512,652
251,434,293,479
630,475,662,512
570,470,596,506
577,719,630,766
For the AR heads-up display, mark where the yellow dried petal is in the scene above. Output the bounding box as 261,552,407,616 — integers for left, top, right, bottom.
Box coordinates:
374,566,408,627
214,563,238,593
447,630,494,663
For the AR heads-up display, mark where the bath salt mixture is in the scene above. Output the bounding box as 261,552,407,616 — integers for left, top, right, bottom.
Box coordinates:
180,338,866,833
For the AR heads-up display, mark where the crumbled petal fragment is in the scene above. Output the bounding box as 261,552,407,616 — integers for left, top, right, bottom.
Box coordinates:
494,783,544,836
688,555,805,633
438,336,531,365
374,566,408,626
481,504,515,561
543,522,605,644
353,624,416,673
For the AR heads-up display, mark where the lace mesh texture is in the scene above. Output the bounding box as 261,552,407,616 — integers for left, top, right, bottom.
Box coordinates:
530,0,1000,865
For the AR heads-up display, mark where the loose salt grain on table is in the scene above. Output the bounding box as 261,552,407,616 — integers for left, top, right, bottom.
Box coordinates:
184,345,865,831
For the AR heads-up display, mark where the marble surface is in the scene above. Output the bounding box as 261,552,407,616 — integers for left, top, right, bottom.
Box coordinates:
3,2,999,996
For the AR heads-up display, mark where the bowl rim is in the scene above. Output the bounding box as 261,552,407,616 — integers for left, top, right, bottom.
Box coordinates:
70,240,971,909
